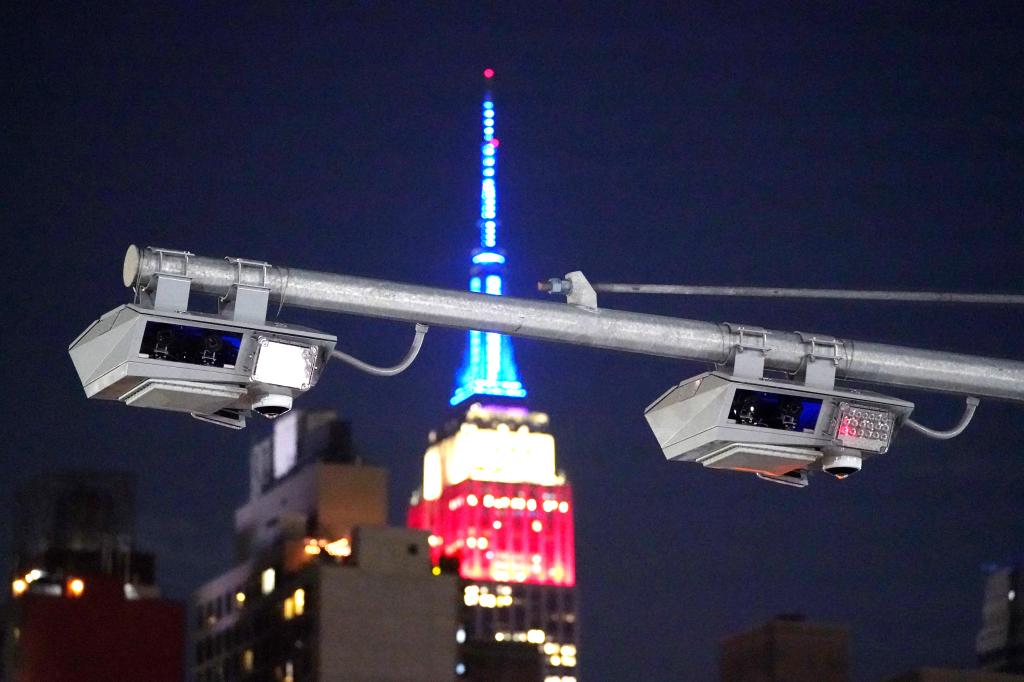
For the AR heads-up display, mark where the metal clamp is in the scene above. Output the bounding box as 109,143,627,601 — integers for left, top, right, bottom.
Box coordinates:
219,257,272,324
564,271,598,310
539,272,598,310
225,257,270,287
142,247,194,312
723,323,772,378
151,247,194,277
795,332,846,389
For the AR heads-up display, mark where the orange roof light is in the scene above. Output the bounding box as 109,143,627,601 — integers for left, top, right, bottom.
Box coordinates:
66,577,85,598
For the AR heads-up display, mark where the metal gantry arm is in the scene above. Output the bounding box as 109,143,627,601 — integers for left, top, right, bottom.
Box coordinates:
123,246,1024,403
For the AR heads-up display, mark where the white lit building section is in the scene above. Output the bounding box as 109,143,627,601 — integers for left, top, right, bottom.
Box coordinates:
421,414,561,501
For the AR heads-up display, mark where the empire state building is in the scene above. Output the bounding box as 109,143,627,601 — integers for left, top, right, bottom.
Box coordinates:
408,69,579,682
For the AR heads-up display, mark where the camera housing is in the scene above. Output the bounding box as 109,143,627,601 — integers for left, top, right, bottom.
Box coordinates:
644,371,914,485
69,304,336,426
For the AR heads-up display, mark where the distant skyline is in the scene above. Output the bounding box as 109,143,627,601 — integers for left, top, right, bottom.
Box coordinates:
5,4,1024,680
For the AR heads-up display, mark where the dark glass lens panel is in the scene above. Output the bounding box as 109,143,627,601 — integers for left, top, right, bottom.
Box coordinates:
728,389,822,432
139,321,243,368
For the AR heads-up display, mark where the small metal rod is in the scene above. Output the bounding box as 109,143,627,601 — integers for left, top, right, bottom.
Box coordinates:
591,284,1024,305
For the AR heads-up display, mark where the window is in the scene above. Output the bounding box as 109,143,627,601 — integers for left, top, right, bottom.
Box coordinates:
261,568,276,595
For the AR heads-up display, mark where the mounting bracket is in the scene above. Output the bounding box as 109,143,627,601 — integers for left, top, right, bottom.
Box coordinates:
141,247,193,312
794,332,846,390
722,323,772,379
219,257,271,324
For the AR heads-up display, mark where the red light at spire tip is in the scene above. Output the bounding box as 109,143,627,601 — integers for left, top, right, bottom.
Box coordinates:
483,68,494,79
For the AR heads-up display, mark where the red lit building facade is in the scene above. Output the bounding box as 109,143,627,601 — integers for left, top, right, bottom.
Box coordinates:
409,403,579,681
7,575,183,682
2,471,183,682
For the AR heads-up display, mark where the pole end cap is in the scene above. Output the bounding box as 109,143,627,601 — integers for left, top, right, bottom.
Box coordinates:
123,244,141,288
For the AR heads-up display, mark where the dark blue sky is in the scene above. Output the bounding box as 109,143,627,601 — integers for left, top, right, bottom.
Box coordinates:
5,3,1023,680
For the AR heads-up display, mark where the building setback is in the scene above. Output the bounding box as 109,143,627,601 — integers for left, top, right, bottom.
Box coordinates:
719,615,849,682
191,410,457,682
978,564,1024,675
2,470,183,682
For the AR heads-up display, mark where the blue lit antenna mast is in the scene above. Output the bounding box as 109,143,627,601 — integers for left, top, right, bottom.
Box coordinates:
450,68,527,406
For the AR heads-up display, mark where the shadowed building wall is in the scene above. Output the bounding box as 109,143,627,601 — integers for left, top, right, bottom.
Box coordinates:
719,615,849,682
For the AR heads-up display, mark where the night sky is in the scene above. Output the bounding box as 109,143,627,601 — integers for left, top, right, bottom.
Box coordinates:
5,4,1024,680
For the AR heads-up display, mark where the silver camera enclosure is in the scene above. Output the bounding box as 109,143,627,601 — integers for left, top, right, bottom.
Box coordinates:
68,304,336,423
644,371,914,482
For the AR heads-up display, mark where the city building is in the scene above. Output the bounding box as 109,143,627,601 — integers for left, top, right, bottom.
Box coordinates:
884,669,1024,682
2,470,183,681
407,69,579,682
978,564,1024,674
719,614,849,682
191,409,458,682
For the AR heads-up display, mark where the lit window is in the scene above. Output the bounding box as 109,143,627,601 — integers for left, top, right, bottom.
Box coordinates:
527,629,545,644
11,579,27,598
466,494,479,506
456,662,466,675
532,520,543,532
549,655,562,666
261,568,276,595
235,591,246,605
456,628,466,643
242,649,254,672
561,644,576,656
492,520,502,529
495,632,506,641
293,588,305,616
544,642,559,655
559,501,569,513
325,538,351,557
283,596,295,620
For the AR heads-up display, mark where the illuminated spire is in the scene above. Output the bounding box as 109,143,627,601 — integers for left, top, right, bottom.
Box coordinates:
450,69,527,406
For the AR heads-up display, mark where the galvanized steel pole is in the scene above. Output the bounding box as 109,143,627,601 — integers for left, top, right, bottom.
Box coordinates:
123,246,1024,403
